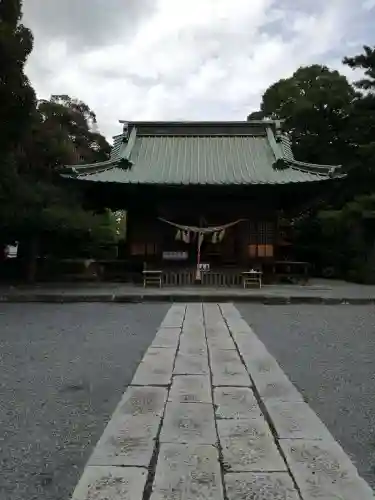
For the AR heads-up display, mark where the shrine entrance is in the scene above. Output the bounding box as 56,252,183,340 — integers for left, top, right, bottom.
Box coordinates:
158,217,245,280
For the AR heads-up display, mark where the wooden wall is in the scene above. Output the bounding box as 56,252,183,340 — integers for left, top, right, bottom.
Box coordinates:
125,198,278,269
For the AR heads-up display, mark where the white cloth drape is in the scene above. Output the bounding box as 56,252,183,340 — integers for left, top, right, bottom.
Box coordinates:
158,217,245,234
159,217,246,280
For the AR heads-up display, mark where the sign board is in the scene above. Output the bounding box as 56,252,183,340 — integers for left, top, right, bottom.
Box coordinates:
162,251,188,261
199,263,210,271
5,243,18,259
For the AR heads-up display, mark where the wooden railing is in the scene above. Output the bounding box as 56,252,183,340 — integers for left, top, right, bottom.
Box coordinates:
163,270,195,286
163,269,243,287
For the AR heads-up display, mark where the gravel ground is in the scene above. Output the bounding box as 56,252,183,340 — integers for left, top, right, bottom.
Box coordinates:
237,304,375,488
0,303,169,500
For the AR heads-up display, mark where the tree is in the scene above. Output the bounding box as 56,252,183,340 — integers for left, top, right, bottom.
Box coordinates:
41,95,111,164
343,46,375,181
0,2,117,281
247,110,265,121
9,96,114,281
344,45,375,91
0,0,36,157
249,65,356,166
17,96,111,180
0,0,37,269
246,51,375,282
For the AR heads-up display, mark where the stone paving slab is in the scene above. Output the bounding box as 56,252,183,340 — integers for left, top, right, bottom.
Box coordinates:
205,324,231,336
214,387,262,419
113,386,168,419
179,331,207,353
243,351,284,374
210,348,243,366
211,361,250,387
131,347,177,386
217,418,287,472
204,322,228,333
72,466,147,500
207,334,237,350
173,352,209,375
232,333,268,353
182,326,206,338
280,439,375,500
225,472,300,500
151,327,181,348
183,317,205,328
178,339,207,356
229,315,305,403
241,354,304,402
184,304,204,326
89,414,161,467
202,302,223,318
160,304,186,328
160,402,217,445
205,316,227,327
225,316,255,334
230,332,270,359
210,349,251,387
265,401,333,440
150,444,224,500
252,372,305,402
218,302,242,319
169,375,212,403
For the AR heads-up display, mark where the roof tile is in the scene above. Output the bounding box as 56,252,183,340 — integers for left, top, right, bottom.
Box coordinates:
64,121,341,185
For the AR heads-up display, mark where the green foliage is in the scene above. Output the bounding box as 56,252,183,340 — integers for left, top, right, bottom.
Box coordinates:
293,194,375,282
0,0,36,156
40,95,111,164
343,46,375,179
0,1,116,280
247,110,265,121
249,65,356,166
344,45,375,90
16,96,111,180
248,46,375,282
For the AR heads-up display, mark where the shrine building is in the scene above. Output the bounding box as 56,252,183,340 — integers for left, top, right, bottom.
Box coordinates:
61,120,342,286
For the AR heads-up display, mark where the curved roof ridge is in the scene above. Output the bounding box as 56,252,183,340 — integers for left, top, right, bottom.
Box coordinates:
62,127,137,176
276,133,342,176
289,158,341,172
76,164,117,177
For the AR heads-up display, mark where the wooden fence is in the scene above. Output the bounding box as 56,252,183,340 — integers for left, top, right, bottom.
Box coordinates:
163,269,243,287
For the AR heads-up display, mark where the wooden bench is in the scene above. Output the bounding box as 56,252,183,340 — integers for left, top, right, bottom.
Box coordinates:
242,270,262,289
143,270,163,288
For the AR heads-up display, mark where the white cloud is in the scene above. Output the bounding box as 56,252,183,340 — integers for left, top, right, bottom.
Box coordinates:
24,0,374,141
363,0,375,10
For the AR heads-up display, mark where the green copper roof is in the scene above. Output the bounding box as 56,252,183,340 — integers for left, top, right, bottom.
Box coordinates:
61,121,342,186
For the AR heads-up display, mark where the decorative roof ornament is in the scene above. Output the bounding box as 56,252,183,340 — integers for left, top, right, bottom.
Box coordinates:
122,122,130,142
274,120,284,141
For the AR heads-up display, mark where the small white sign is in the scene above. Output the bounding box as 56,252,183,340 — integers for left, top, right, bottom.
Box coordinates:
199,263,210,271
6,243,18,259
163,251,188,261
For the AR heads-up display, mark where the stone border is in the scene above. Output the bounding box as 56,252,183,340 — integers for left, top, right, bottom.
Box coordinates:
1,293,375,304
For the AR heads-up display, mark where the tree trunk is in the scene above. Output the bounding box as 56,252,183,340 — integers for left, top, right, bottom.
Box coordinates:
25,237,39,283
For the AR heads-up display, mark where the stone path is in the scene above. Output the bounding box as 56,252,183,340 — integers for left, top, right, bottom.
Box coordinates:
71,303,374,500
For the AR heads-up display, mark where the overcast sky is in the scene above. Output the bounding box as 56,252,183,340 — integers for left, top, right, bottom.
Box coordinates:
23,0,375,141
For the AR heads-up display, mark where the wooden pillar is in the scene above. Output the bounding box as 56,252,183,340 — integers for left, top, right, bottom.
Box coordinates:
124,209,133,259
